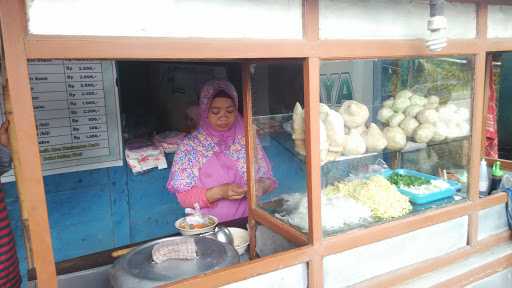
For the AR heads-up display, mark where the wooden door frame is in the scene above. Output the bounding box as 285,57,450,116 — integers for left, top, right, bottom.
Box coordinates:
0,1,511,287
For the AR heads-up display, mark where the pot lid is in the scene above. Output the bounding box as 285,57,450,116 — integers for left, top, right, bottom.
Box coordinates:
111,236,239,287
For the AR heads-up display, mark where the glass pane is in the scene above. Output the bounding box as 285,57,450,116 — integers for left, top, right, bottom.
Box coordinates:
319,0,476,39
27,0,302,39
251,61,308,234
318,57,473,237
496,53,512,160
485,52,512,196
488,5,512,38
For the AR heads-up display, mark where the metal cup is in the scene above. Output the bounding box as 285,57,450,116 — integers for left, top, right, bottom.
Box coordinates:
203,226,234,246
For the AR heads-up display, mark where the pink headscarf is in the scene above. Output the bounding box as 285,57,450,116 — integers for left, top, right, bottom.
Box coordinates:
167,80,274,193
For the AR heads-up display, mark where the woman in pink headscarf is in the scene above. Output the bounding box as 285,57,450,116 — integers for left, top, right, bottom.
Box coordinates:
167,80,276,222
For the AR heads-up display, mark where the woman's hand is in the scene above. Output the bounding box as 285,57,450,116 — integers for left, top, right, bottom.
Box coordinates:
222,184,247,200
255,178,274,196
206,183,247,203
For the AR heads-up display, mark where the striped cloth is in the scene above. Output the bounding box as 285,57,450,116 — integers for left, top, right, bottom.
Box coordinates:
0,145,21,288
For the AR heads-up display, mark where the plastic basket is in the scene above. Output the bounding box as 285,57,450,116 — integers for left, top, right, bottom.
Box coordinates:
381,169,461,204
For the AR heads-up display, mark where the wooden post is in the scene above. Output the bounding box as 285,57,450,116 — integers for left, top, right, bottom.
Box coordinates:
303,2,322,287
242,63,258,259
304,57,322,287
468,1,488,246
303,0,319,42
0,0,57,286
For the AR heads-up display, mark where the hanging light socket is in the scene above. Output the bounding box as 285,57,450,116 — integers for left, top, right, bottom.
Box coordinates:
426,0,447,52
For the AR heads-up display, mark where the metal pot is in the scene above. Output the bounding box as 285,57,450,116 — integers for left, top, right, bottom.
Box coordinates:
110,236,239,288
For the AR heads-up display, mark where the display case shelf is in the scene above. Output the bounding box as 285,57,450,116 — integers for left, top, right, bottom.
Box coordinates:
260,186,468,238
266,128,470,166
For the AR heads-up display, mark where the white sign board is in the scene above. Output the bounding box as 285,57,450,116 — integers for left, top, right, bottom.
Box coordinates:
2,60,123,182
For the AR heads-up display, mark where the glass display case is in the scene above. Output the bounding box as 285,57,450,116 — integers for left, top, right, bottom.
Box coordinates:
248,61,309,237
250,56,474,237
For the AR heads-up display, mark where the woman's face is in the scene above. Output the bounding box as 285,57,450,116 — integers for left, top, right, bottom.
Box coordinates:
208,96,236,131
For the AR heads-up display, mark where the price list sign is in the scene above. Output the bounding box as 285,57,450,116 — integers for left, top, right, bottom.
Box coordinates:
3,60,122,181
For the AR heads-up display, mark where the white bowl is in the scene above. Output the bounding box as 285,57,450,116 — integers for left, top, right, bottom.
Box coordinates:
227,227,249,255
175,215,218,236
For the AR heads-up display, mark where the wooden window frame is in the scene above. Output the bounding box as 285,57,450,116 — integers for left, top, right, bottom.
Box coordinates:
0,1,511,287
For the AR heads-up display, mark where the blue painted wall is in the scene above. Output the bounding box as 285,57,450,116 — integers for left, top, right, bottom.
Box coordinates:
3,134,305,286
3,154,184,286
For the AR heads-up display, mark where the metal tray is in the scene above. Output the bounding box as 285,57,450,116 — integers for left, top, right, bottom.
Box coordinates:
110,236,240,288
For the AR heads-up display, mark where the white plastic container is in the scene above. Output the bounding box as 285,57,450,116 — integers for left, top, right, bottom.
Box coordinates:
479,158,489,195
227,227,249,255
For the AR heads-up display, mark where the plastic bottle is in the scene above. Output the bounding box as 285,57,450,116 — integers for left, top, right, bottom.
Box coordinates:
479,158,489,196
489,161,504,195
